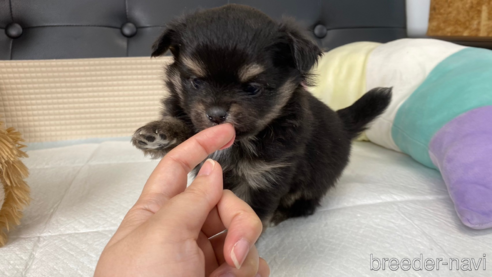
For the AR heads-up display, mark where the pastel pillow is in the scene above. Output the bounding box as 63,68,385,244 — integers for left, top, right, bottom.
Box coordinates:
312,39,492,229
309,41,380,141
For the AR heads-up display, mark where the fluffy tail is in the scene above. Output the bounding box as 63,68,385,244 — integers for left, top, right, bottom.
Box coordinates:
336,87,392,139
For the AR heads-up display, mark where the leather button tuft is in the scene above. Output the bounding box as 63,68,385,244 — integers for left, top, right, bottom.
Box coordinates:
6,23,23,39
121,22,137,37
313,24,327,39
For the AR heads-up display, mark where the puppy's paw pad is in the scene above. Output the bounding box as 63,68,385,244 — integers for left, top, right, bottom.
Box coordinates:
133,128,170,150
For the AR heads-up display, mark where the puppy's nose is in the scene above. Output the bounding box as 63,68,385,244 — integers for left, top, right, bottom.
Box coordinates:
206,107,228,124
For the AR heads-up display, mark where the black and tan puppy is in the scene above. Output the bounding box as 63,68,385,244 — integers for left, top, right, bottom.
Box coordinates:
133,4,391,227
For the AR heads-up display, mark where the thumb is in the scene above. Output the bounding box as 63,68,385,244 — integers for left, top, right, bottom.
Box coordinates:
151,159,224,240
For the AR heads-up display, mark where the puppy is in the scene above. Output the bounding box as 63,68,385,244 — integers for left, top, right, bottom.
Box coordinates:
133,4,391,227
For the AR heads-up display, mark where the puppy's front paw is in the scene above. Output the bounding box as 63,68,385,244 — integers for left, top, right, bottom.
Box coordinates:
133,126,173,150
132,120,189,158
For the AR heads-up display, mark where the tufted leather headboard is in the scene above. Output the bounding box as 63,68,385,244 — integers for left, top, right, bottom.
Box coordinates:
0,0,406,60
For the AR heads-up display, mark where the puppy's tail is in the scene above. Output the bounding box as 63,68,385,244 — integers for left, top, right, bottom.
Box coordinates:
336,87,392,140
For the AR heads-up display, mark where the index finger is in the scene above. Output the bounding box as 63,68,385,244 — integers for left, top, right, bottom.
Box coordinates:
206,190,263,269
109,123,235,245
141,123,235,208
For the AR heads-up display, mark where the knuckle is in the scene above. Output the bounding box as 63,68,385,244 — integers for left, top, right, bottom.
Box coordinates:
166,154,192,173
134,197,163,215
250,215,263,234
233,210,263,235
223,189,235,197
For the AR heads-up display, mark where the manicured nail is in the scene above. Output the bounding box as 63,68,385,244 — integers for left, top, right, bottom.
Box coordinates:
197,159,215,176
219,273,235,277
231,238,250,269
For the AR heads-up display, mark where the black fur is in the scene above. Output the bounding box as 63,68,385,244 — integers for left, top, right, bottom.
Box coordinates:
132,4,392,227
337,87,392,140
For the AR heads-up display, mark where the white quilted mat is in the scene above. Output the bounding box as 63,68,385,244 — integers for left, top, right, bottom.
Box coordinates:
1,141,491,276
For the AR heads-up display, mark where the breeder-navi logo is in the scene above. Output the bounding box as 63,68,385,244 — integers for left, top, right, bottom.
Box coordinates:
370,254,487,272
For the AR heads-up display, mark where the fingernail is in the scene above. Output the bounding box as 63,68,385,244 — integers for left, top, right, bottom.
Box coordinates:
219,273,235,277
231,238,250,269
255,274,262,277
197,159,215,176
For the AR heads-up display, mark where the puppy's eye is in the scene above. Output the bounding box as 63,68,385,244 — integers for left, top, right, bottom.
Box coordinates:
244,83,261,96
190,78,204,89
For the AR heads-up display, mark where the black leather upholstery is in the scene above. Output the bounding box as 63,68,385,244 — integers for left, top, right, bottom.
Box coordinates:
0,0,406,60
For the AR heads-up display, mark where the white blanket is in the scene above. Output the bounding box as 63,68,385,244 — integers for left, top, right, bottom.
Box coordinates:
1,141,491,276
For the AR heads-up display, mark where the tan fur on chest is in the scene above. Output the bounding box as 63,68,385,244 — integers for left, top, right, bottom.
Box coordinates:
208,144,288,202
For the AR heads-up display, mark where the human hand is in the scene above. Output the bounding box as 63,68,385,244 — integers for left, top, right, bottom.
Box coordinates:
95,123,269,277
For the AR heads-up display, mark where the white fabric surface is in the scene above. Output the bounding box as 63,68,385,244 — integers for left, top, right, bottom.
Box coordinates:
1,141,491,276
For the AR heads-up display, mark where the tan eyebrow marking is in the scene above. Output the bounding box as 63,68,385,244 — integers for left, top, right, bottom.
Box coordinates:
181,56,206,77
239,63,265,82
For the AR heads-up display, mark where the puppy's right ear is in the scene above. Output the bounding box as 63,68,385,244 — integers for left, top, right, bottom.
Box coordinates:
277,18,322,74
151,28,180,57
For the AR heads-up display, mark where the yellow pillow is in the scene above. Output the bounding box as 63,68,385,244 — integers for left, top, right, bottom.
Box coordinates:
308,42,381,140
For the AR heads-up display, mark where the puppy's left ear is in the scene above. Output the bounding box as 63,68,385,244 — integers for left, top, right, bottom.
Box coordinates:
278,19,322,74
151,27,180,57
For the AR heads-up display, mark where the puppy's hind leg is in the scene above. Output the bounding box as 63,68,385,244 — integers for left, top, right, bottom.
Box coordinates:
271,194,321,225
132,117,192,158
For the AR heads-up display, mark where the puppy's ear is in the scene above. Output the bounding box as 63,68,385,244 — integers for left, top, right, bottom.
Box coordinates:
278,19,322,73
151,28,180,57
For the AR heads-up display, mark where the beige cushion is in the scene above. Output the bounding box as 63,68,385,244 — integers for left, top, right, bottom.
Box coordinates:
0,57,172,143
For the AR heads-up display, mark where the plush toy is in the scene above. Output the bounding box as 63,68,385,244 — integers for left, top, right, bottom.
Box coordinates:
311,38,492,229
0,121,30,246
